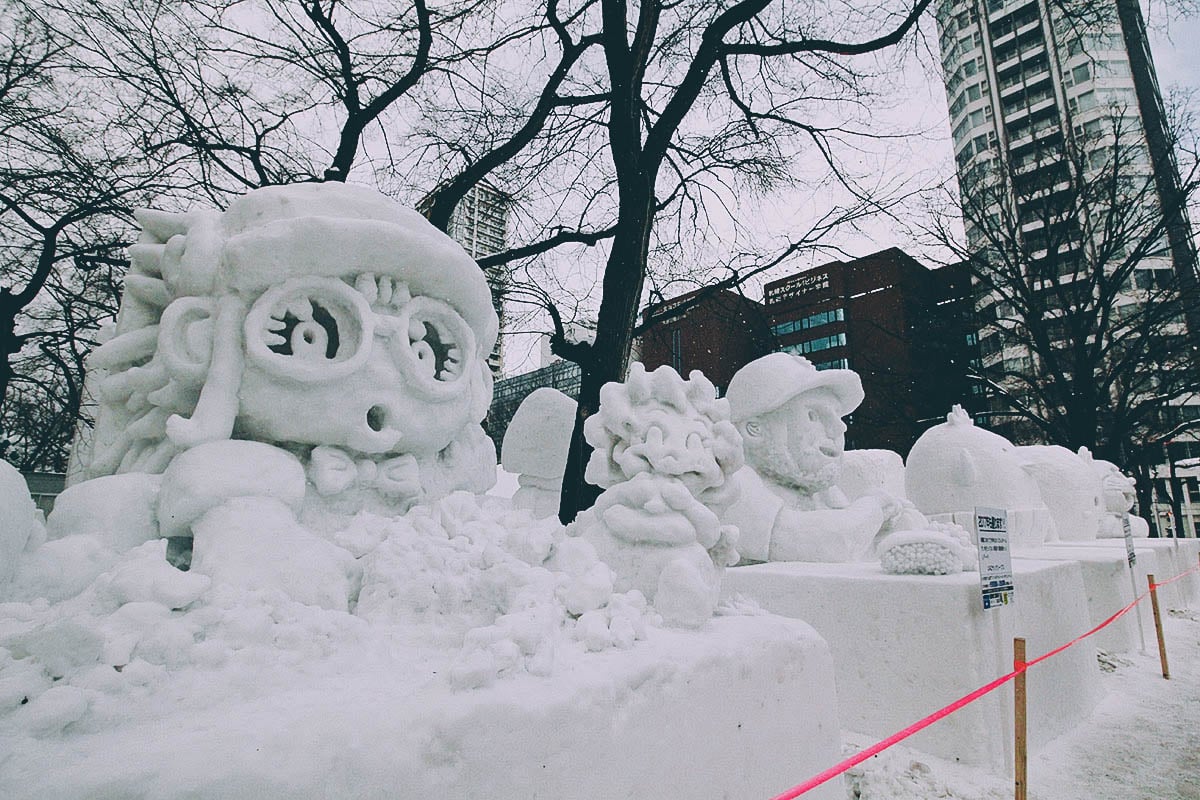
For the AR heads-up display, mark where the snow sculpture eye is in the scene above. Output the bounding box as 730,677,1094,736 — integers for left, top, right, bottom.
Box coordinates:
245,277,373,380
388,296,475,397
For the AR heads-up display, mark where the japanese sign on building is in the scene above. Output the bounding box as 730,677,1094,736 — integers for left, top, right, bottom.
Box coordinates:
975,506,1014,610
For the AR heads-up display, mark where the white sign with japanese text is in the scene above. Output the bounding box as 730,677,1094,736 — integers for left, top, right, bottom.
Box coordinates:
975,506,1014,610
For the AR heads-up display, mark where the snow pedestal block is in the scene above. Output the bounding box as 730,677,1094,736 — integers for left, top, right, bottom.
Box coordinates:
1054,538,1200,608
0,615,843,800
1013,545,1158,654
723,560,1103,774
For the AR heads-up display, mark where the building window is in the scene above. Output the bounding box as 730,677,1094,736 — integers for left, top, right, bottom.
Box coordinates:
670,328,682,372
813,358,850,371
771,307,845,337
781,332,848,356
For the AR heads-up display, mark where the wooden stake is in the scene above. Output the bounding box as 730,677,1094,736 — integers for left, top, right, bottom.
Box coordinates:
1014,637,1027,800
1148,574,1170,680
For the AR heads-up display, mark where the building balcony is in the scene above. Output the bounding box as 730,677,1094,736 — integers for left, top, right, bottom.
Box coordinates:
994,44,1046,76
1003,95,1056,125
987,0,1038,25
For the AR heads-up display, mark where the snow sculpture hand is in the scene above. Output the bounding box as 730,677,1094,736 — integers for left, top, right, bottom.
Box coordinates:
877,522,976,575
597,474,722,549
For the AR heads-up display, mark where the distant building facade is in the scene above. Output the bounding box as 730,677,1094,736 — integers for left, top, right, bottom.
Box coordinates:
428,182,511,374
762,249,980,455
934,0,1200,448
636,288,772,394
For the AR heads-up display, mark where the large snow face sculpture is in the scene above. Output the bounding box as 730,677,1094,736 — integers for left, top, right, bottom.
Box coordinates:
906,406,1055,547
71,183,497,540
1079,448,1143,539
720,353,904,563
571,364,742,627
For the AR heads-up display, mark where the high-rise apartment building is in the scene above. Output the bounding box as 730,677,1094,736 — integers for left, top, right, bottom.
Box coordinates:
438,182,511,374
934,0,1199,449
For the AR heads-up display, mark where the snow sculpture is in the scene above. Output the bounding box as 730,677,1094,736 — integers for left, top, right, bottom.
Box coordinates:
838,449,907,503
501,387,576,518
1018,445,1104,541
906,405,1056,548
51,183,498,601
1080,448,1147,538
720,353,897,562
0,459,43,588
571,363,742,627
720,355,974,574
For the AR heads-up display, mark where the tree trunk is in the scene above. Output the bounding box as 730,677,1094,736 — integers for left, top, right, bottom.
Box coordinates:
557,187,654,524
0,300,19,410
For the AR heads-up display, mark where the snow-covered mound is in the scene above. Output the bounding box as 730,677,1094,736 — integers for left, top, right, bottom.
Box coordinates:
0,492,843,799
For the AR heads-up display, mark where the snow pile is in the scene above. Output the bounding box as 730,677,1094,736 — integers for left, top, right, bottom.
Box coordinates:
573,363,742,627
0,491,661,743
346,494,656,688
0,460,42,586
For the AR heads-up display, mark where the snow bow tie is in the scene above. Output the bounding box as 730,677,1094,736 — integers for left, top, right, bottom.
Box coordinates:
308,445,421,499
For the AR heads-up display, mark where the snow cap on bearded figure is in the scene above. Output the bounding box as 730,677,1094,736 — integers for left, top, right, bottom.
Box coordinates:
725,351,864,424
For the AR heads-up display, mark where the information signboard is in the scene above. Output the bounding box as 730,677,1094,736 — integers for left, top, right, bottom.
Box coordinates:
1122,515,1137,567
975,507,1014,610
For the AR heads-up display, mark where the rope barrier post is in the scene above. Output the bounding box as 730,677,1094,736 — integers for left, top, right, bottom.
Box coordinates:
1013,637,1027,800
1147,574,1170,680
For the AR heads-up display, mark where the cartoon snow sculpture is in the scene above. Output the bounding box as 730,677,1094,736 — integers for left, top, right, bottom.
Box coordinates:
906,405,1056,548
720,354,973,574
54,183,498,603
571,363,742,627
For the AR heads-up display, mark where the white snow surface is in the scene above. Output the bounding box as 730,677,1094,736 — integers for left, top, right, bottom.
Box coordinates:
0,489,853,799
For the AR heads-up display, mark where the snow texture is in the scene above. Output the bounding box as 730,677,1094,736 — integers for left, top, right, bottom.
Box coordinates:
73,182,497,518
877,522,976,575
0,459,41,588
45,473,161,552
0,490,847,800
1017,445,1104,541
725,558,1104,772
907,405,1056,547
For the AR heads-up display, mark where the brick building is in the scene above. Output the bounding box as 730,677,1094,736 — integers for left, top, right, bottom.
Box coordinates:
635,288,772,394
762,249,979,454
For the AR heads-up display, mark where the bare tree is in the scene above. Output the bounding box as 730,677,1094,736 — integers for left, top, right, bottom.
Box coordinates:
39,0,456,192
420,0,935,520
927,109,1200,503
0,4,192,468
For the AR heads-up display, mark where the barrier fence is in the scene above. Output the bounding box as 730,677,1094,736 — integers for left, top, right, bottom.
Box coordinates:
769,557,1200,800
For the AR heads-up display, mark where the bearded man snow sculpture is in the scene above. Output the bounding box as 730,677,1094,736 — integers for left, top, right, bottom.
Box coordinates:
719,353,902,563
63,183,497,592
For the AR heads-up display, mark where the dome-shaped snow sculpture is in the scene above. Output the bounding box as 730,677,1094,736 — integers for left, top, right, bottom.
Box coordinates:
905,406,1055,547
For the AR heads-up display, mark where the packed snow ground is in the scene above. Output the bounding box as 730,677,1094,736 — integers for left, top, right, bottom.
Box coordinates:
844,608,1200,800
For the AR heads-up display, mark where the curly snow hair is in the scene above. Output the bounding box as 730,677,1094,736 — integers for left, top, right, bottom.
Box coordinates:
582,363,743,507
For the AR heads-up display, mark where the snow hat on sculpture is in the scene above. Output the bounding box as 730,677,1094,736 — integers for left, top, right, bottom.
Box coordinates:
906,405,1056,548
71,183,498,547
570,363,743,627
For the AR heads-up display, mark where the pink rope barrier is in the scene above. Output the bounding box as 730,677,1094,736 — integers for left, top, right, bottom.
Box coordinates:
769,562,1200,799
